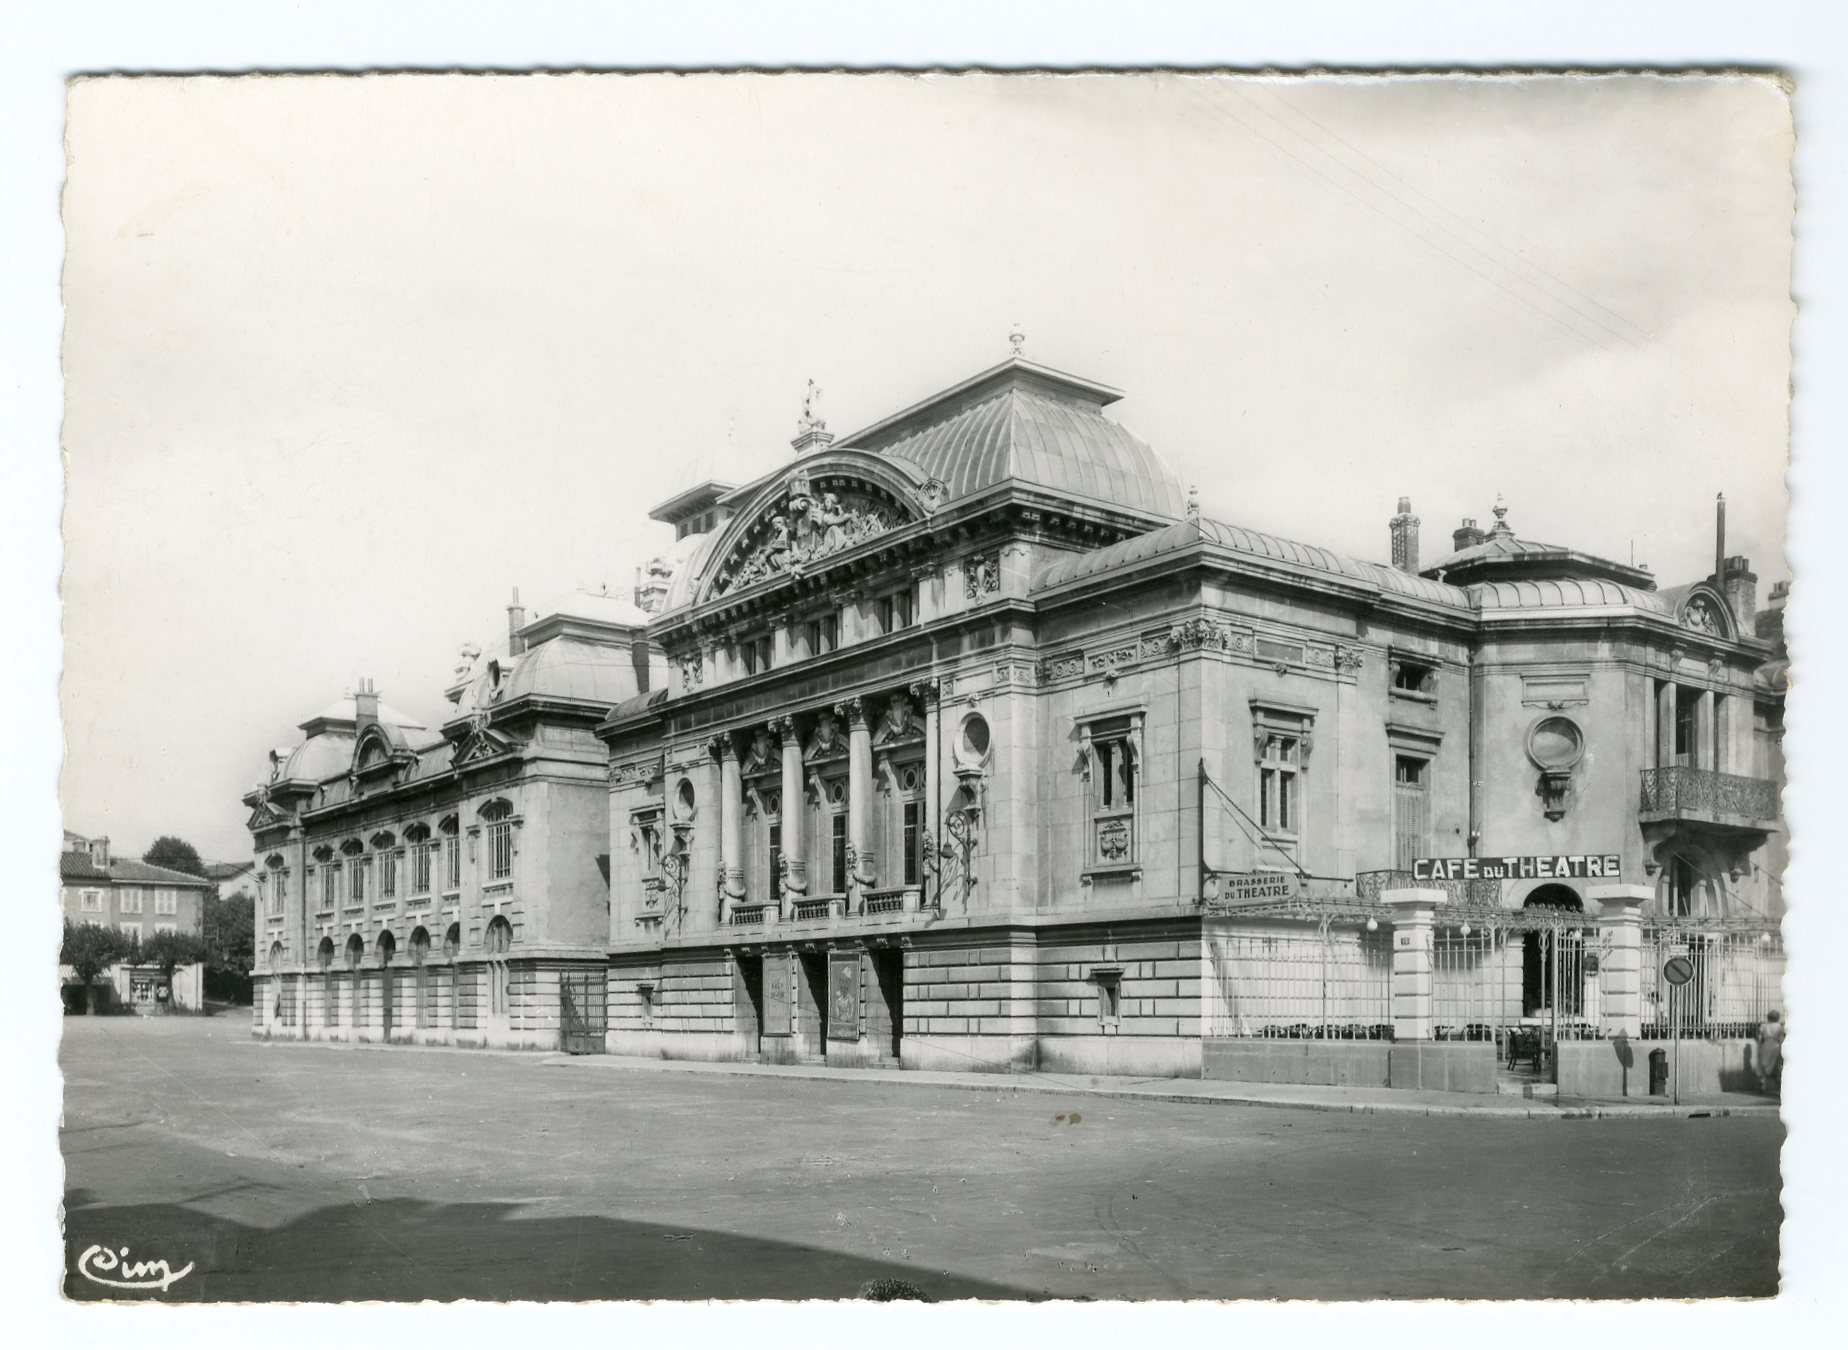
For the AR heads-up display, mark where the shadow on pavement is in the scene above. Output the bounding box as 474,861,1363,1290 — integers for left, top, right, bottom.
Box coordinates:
63,1187,1031,1303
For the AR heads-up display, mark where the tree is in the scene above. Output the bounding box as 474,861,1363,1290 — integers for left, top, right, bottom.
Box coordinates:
142,836,206,877
202,889,255,1004
61,920,133,1013
139,930,210,988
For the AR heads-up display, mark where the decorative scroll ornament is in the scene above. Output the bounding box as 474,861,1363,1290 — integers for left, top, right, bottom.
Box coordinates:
874,694,922,747
965,552,999,599
714,471,903,596
1168,618,1229,651
1097,818,1132,862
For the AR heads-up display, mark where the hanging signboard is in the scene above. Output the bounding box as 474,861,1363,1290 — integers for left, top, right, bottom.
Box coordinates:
1203,871,1300,910
1413,855,1622,882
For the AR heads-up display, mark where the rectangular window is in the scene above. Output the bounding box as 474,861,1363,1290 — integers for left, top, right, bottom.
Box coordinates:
902,801,921,887
382,851,399,899
349,859,367,905
638,982,656,1024
412,844,431,896
119,887,143,914
155,922,177,936
118,921,143,942
768,821,782,896
1094,969,1123,1028
444,835,461,891
269,872,287,915
153,888,178,916
321,864,340,910
80,889,103,912
877,588,914,635
1258,735,1301,848
1393,755,1430,872
488,821,513,881
1674,684,1700,766
832,814,848,894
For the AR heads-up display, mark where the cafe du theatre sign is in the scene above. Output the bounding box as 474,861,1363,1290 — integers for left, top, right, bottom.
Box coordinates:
1413,855,1623,882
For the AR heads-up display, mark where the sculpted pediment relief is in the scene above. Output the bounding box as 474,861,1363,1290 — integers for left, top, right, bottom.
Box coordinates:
710,466,923,599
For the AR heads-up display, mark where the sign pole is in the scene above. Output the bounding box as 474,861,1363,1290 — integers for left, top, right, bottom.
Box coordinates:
1673,986,1681,1107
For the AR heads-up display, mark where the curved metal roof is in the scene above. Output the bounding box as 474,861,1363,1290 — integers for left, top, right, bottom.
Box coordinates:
500,635,643,705
1032,517,1473,610
656,530,724,617
878,386,1188,519
1470,577,1672,614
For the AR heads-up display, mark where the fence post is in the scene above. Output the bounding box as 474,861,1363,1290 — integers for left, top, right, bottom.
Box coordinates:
1589,883,1649,1039
1382,888,1445,1042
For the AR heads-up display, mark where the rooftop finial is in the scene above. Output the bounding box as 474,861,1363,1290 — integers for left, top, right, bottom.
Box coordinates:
1186,484,1200,524
799,378,825,434
1008,327,1026,357
1490,494,1511,534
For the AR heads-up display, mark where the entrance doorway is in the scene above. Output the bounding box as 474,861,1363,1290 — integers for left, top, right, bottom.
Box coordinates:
870,948,904,1061
798,951,829,1054
735,955,765,1057
1521,886,1584,1017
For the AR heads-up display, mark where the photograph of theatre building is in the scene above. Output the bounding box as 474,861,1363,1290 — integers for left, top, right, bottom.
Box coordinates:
246,350,1786,1097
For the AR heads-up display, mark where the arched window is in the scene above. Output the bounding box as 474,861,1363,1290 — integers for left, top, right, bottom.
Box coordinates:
479,799,516,883
268,940,284,972
439,816,461,893
376,930,396,967
441,922,461,960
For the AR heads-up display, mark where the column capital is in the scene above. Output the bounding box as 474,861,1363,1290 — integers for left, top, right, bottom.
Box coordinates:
1589,883,1652,921
836,696,868,727
770,715,802,741
707,733,737,763
908,677,941,705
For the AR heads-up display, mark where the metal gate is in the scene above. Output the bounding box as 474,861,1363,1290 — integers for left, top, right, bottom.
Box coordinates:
559,969,607,1055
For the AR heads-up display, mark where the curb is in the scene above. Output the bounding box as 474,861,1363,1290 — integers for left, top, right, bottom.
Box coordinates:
534,1051,1780,1121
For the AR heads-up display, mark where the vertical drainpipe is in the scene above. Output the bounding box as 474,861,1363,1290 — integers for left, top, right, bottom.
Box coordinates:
1467,649,1485,857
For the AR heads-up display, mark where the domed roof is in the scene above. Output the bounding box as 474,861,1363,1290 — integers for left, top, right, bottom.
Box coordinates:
1422,501,1655,590
274,733,354,785
656,529,725,617
838,358,1188,520
498,635,645,705
1470,577,1671,615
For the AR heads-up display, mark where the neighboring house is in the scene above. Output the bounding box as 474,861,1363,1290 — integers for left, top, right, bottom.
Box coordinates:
205,859,257,899
60,831,211,1011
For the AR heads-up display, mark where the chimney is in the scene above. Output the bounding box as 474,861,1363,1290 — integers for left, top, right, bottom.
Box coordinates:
1389,496,1420,573
1757,580,1788,644
90,836,110,869
506,587,526,656
1452,518,1485,552
1721,555,1757,631
1715,493,1727,583
353,678,379,732
633,555,672,615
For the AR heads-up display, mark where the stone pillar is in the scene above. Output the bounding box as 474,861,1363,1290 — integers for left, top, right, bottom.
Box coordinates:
845,698,874,904
1697,688,1716,772
917,680,941,902
1656,679,1675,770
1590,883,1648,1039
776,717,807,897
1382,888,1445,1042
717,736,746,903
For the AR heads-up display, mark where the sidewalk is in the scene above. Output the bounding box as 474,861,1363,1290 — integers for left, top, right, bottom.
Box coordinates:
537,1049,1782,1120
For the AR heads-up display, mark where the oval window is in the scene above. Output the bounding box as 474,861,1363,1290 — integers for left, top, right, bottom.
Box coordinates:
1527,716,1585,770
672,778,697,822
956,713,991,769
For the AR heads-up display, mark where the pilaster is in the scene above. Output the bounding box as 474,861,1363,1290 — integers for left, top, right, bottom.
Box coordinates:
1382,888,1445,1042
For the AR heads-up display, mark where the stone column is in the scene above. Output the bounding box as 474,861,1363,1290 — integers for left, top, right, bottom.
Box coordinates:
1382,888,1445,1042
1589,883,1648,1039
716,735,746,904
845,698,874,905
776,716,807,898
916,680,941,903
1656,679,1675,769
1697,688,1716,772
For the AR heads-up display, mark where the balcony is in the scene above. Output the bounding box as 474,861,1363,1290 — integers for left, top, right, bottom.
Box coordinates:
1639,767,1779,832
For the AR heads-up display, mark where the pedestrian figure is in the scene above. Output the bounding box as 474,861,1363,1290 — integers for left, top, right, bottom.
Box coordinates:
1756,1010,1784,1096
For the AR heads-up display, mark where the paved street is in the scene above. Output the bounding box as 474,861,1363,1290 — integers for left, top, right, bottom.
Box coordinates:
61,1015,1782,1302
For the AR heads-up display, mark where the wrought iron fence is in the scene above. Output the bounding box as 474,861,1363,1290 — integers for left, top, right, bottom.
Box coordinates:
1640,925,1784,1039
1430,919,1603,1048
1205,923,1393,1039
1638,766,1778,821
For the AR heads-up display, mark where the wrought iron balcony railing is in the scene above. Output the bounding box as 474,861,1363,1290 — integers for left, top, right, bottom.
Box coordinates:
1353,870,1502,908
1639,767,1779,824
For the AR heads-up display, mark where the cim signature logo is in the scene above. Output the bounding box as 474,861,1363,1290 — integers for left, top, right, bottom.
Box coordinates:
75,1243,194,1293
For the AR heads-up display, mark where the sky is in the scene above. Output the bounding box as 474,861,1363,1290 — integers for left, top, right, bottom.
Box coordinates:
58,72,1794,864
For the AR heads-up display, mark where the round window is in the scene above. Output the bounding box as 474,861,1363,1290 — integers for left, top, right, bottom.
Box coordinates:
1526,715,1585,771
955,713,991,769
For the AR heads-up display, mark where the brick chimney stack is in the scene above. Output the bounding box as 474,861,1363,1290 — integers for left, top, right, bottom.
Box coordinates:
1721,555,1757,631
1389,497,1420,573
353,677,379,732
506,587,526,656
1452,518,1485,552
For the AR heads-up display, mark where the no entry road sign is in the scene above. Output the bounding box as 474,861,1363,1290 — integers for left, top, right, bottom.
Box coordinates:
1663,955,1696,987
